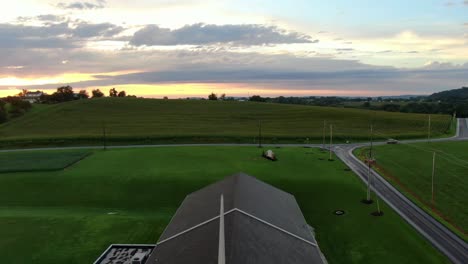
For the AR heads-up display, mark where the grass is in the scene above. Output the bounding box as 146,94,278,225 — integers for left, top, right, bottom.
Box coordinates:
0,147,448,264
0,98,453,147
355,141,468,240
0,150,91,173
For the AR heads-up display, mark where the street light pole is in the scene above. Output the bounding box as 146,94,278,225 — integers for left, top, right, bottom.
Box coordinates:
428,115,431,143
102,122,107,151
329,124,333,161
432,151,436,207
258,120,262,148
322,120,326,150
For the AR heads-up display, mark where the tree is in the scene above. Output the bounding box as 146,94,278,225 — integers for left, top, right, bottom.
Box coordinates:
249,95,266,102
219,93,226,100
208,93,218,100
77,90,89,99
163,96,169,100
92,89,104,98
0,108,6,123
50,86,74,102
109,88,118,97
117,90,126,97
0,100,6,123
18,89,28,97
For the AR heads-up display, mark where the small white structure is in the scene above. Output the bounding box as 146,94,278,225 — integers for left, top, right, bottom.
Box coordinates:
23,91,43,103
263,150,277,161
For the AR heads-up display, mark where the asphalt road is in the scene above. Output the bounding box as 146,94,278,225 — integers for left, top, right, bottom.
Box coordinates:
334,118,468,264
1,118,467,263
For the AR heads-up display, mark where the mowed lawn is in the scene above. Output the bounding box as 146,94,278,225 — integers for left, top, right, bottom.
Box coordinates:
0,150,90,173
0,98,453,145
357,142,468,240
0,147,448,264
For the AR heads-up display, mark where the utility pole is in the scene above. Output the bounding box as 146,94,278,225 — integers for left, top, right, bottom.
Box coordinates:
366,161,372,202
428,115,431,143
329,124,333,161
322,120,326,150
258,120,262,148
432,152,436,207
376,195,382,215
102,122,107,151
369,123,374,159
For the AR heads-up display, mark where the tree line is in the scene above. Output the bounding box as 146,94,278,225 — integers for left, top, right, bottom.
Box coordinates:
0,86,134,123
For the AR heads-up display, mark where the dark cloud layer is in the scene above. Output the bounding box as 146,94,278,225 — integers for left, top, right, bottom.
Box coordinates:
56,0,106,10
130,23,316,46
0,20,123,49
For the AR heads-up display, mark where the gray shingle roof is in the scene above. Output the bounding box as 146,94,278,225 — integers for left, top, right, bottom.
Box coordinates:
146,173,326,264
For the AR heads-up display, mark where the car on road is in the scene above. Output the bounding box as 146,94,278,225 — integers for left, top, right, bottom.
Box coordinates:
387,138,399,144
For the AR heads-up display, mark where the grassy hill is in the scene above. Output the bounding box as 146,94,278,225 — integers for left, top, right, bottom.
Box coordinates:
356,141,468,240
0,98,453,147
0,147,448,263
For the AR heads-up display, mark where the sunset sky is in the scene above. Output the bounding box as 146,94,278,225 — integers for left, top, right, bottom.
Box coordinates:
0,0,467,98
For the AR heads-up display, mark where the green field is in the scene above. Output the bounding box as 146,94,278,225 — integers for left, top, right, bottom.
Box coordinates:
0,147,448,263
356,141,468,240
0,98,453,147
0,150,90,173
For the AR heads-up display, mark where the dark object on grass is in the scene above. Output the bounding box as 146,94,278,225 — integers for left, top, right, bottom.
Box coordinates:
334,210,345,216
328,158,334,161
263,149,277,161
361,199,374,204
344,168,351,171
371,211,384,216
318,158,324,160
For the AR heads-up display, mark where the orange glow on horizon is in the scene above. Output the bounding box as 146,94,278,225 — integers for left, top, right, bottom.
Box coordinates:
0,82,407,98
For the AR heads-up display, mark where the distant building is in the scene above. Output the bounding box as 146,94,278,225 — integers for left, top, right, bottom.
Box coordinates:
95,173,327,264
22,91,43,103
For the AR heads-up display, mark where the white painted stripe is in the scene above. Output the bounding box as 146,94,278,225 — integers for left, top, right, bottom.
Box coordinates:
156,207,317,248
156,208,236,245
233,208,318,247
218,195,226,264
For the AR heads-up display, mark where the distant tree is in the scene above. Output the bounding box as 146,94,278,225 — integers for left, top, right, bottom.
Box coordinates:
50,86,74,102
117,90,126,97
0,108,6,123
18,89,28,97
219,93,226,100
5,96,32,117
362,102,371,108
381,103,401,112
208,93,218,100
109,88,118,97
77,90,89,99
92,89,105,98
163,96,169,100
249,95,266,102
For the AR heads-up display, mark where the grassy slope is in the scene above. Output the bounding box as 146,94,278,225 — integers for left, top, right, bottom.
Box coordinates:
0,150,90,173
0,98,452,146
0,147,448,264
356,142,468,240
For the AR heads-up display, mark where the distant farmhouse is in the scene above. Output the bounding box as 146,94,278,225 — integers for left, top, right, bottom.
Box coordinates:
22,91,43,103
95,173,327,264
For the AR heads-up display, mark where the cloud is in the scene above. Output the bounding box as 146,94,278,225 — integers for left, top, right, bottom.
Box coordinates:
0,20,124,49
72,22,124,38
130,23,316,46
465,0,468,5
56,0,106,10
2,47,466,96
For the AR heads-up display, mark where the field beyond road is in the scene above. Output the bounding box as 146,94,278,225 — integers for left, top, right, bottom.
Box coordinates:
356,141,468,241
0,147,448,264
0,98,453,147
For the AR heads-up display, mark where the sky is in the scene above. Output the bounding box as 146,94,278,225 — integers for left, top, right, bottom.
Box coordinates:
0,0,467,98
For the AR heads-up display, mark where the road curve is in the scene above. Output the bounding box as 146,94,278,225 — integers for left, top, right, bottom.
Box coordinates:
1,119,467,263
335,119,468,264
